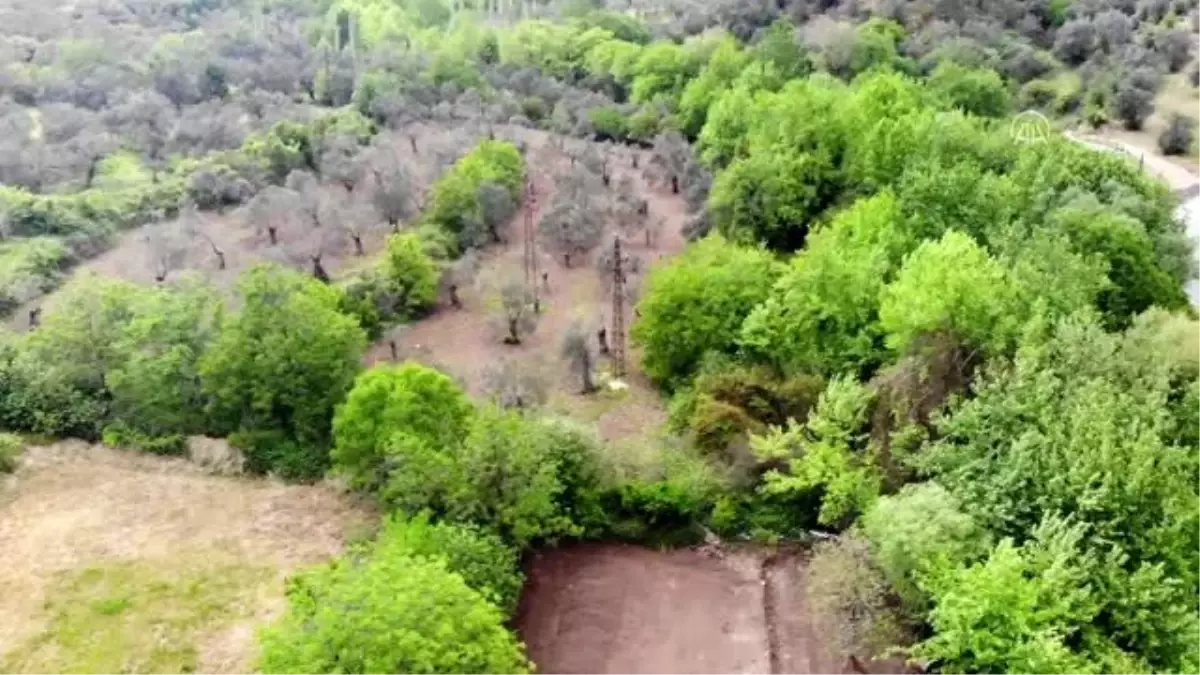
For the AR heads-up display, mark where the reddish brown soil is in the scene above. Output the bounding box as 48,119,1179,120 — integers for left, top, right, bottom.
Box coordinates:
516,543,843,675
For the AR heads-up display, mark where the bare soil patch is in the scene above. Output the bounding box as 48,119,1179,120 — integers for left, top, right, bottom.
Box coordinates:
516,543,843,675
0,441,371,672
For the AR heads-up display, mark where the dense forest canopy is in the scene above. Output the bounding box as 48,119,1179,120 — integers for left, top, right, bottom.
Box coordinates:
0,0,1197,672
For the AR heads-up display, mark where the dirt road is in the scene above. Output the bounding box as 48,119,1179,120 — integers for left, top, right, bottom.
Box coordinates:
515,543,842,675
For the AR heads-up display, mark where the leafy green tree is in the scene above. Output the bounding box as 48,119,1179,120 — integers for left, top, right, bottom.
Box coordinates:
200,265,365,476
382,232,439,318
928,63,1010,118
879,230,1017,355
1048,199,1188,327
752,375,881,527
752,19,810,80
919,314,1200,672
740,192,911,376
373,512,523,613
332,362,474,500
677,37,749,138
632,235,782,389
447,409,602,547
425,140,524,251
630,41,700,107
708,148,833,251
259,550,529,674
860,482,988,610
107,279,223,438
915,521,1112,674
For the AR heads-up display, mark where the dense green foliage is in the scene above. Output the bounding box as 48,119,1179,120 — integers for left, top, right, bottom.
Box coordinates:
3,0,1197,672
631,235,782,388
373,512,524,613
259,543,530,674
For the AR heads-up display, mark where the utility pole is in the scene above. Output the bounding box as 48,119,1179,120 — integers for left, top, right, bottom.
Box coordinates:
610,236,626,378
524,178,540,313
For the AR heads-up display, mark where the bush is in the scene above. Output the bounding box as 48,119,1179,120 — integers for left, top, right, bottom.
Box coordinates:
0,432,21,473
443,409,604,547
258,549,530,674
808,533,913,661
1158,114,1196,156
101,422,187,456
381,232,439,317
200,265,366,471
374,512,523,614
632,235,783,389
228,429,328,481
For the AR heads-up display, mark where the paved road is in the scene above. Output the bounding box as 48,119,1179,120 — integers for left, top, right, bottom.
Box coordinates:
1067,132,1200,307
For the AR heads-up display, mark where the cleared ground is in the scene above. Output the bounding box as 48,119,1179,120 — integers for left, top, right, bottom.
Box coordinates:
516,543,843,675
0,441,370,673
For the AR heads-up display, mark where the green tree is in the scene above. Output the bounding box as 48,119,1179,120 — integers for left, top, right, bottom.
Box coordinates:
928,62,1010,118
259,551,529,674
447,409,601,547
381,232,439,318
915,522,1110,674
860,482,987,610
373,512,523,613
708,148,833,251
1048,199,1188,327
919,313,1200,671
632,235,782,389
331,362,474,500
752,375,881,527
107,279,223,438
740,192,911,376
200,265,365,477
878,230,1017,355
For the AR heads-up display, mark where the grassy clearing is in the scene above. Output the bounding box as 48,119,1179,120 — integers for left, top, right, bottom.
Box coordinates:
0,442,369,673
2,556,273,674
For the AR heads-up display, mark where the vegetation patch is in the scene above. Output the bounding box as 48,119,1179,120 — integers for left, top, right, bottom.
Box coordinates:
2,557,273,674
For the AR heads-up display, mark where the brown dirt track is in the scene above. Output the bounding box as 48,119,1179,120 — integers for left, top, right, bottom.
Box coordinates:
516,543,843,675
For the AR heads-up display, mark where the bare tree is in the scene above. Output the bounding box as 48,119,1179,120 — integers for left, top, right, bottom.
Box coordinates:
467,180,516,247
561,321,596,394
365,142,417,230
246,185,294,246
649,130,689,194
538,198,603,268
144,222,191,283
179,203,226,271
482,358,549,409
442,249,481,309
490,275,539,345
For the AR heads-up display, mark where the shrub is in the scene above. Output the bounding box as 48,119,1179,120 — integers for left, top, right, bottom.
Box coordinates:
1158,114,1196,156
808,533,913,661
228,429,328,481
444,409,604,547
425,140,525,252
860,482,988,610
101,422,187,456
258,550,530,674
381,232,439,318
0,432,21,473
374,512,523,614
